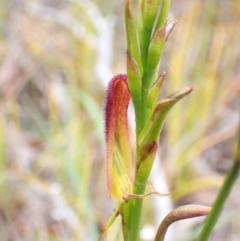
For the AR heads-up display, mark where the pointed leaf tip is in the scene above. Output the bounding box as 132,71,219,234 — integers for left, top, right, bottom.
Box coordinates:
152,86,193,120
139,86,193,145
166,21,177,41
148,72,167,109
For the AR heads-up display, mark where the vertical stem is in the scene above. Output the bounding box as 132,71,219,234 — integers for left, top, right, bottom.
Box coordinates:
123,0,173,240
141,81,149,127
127,180,147,241
197,162,240,241
198,110,240,241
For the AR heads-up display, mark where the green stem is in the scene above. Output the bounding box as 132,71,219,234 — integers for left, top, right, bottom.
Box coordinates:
141,84,149,127
197,161,240,241
198,109,240,241
127,180,147,241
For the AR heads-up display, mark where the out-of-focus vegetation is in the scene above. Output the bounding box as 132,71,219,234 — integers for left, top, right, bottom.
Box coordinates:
0,1,239,241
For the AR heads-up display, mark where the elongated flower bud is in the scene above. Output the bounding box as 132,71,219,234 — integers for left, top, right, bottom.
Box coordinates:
105,74,133,201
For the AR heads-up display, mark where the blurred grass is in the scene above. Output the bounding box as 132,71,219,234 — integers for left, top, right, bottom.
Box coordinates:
0,0,239,241
0,1,106,241
163,0,240,200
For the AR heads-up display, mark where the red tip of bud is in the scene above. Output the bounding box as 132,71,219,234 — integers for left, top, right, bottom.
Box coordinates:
105,74,129,141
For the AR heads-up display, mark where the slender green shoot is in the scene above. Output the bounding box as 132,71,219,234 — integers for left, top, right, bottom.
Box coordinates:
198,115,240,241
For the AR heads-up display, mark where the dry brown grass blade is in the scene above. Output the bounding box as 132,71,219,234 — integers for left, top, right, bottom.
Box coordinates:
154,205,211,241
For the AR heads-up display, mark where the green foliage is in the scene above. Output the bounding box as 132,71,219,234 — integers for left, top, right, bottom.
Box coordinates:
122,1,194,240
106,0,240,241
0,1,239,241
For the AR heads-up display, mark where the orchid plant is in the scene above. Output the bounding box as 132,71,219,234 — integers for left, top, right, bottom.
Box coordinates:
100,0,240,241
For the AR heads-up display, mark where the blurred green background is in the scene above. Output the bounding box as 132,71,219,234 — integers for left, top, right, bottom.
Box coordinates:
0,0,239,241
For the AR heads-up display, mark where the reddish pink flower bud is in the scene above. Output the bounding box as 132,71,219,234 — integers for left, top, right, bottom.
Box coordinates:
105,74,133,201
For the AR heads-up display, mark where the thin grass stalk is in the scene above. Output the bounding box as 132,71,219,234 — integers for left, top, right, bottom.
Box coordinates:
0,119,6,192
198,114,240,241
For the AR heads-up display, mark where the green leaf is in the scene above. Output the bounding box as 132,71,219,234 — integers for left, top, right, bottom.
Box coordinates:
124,0,143,76
136,141,158,180
137,0,148,68
143,0,162,35
125,0,144,135
139,87,193,145
148,71,166,111
143,24,166,89
154,0,171,34
127,52,143,135
136,87,192,182
138,0,162,68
